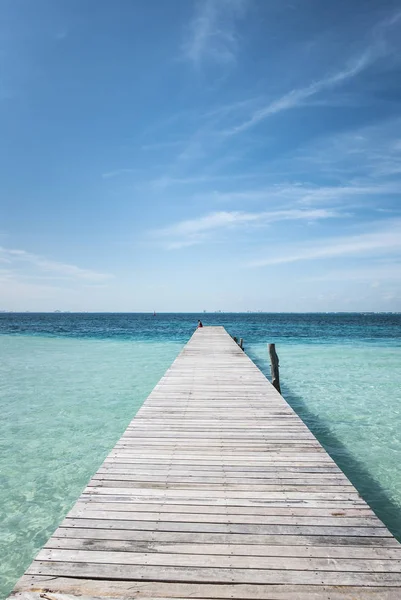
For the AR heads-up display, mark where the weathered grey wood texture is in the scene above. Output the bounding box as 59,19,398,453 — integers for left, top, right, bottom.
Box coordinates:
9,327,401,599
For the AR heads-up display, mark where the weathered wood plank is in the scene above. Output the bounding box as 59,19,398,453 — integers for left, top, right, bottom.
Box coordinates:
70,501,376,516
80,494,368,507
36,548,401,572
25,561,401,585
66,509,379,527
50,526,401,546
59,517,391,537
11,580,401,599
45,537,401,558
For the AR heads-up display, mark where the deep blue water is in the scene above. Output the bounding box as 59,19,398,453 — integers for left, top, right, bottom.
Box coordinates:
1,311,400,343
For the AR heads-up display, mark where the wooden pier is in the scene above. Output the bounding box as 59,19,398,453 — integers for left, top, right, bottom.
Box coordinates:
10,326,401,600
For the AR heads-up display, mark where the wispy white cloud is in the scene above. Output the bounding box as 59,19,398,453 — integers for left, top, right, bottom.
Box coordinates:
153,8,401,189
380,8,401,29
0,276,79,306
222,9,401,135
305,262,401,284
0,246,111,282
141,140,186,151
286,117,401,182
54,30,68,41
225,50,378,135
152,208,341,249
247,219,401,267
102,169,136,179
148,174,223,189
208,181,401,205
183,0,247,66
295,183,401,205
147,172,259,190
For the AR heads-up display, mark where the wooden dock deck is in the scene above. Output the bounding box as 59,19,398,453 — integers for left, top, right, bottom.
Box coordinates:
10,326,401,600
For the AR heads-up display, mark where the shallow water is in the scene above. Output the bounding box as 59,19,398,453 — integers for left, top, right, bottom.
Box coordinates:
0,313,400,598
0,334,182,597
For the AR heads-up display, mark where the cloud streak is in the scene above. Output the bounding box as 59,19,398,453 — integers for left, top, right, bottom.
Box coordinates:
305,262,401,284
0,246,111,282
102,169,136,179
183,0,247,66
225,50,377,135
207,181,401,205
247,219,401,267
153,208,341,249
222,9,401,135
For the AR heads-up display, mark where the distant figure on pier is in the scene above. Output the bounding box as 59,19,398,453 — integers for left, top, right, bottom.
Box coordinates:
197,320,203,328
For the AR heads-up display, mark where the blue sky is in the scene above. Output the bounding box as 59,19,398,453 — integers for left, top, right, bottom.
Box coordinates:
1,0,401,312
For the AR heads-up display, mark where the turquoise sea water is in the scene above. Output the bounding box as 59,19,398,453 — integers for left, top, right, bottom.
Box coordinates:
0,313,401,598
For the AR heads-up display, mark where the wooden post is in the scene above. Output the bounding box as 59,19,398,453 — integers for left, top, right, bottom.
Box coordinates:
233,336,238,344
268,343,281,394
239,338,244,350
